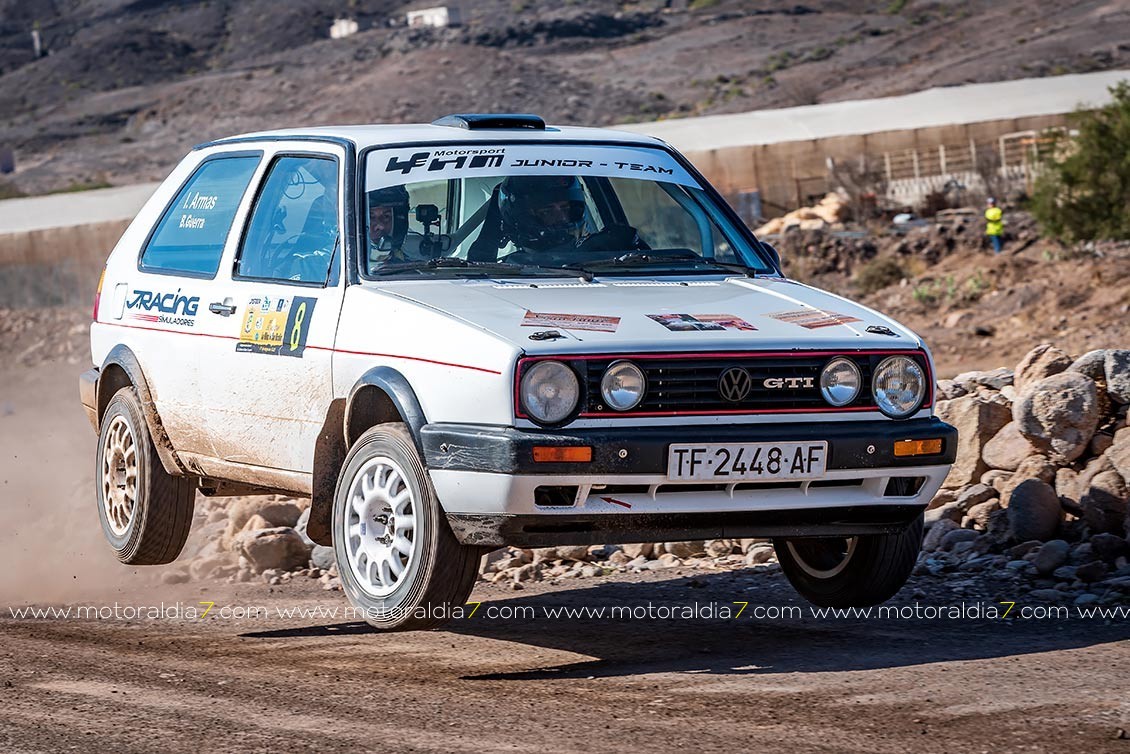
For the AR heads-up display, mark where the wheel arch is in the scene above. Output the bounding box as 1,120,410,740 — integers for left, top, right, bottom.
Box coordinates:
306,367,428,547
97,345,187,477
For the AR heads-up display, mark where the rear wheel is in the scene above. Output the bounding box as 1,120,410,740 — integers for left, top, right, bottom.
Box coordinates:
333,423,481,631
96,387,196,565
773,514,923,607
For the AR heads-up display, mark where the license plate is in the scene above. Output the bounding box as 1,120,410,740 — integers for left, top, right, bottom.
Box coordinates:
667,442,828,481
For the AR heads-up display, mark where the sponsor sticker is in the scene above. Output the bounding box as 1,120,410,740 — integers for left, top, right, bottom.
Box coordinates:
125,288,200,327
647,313,756,332
521,311,620,333
766,309,862,329
367,144,697,190
236,296,317,357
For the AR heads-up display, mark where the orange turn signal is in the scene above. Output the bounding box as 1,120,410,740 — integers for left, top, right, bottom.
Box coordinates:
532,446,592,463
893,438,943,457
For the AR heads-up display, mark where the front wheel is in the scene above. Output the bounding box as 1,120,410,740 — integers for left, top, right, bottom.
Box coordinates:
773,514,923,608
332,423,481,631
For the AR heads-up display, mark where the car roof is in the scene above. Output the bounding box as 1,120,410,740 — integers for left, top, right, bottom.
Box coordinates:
203,122,668,151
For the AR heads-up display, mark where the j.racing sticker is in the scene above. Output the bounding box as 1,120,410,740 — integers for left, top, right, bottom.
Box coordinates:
521,311,621,333
766,309,862,329
647,313,756,332
236,295,316,357
125,288,200,327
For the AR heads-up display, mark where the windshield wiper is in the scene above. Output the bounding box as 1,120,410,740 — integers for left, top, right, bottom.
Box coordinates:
372,257,584,278
568,251,756,277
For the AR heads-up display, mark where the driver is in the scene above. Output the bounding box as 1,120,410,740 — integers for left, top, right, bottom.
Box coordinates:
469,175,645,262
367,185,417,269
498,175,587,253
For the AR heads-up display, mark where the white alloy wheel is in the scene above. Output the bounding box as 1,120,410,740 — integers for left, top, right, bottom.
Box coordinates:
343,456,418,598
785,537,859,579
101,414,138,536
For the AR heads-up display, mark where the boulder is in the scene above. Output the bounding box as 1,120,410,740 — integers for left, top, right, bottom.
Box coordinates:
999,454,1057,500
1090,432,1115,456
663,541,706,559
621,543,654,559
555,545,592,562
1067,349,1108,381
956,483,997,509
310,545,335,571
981,469,1013,493
745,546,775,565
940,528,979,551
1012,372,1100,462
224,498,305,545
236,527,313,573
982,422,1039,471
966,499,1001,529
1108,428,1130,485
1105,350,1130,404
1089,532,1129,564
1032,540,1070,575
923,519,959,551
925,502,964,527
935,395,1013,488
1055,467,1081,505
705,539,738,557
1079,470,1128,534
926,488,959,510
1006,480,1062,542
1013,344,1072,395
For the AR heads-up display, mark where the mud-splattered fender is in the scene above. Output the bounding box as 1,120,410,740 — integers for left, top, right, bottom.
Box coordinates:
307,367,429,547
97,344,187,477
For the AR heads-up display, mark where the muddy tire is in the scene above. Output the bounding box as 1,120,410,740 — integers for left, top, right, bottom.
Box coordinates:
773,514,923,608
333,423,481,631
96,387,196,565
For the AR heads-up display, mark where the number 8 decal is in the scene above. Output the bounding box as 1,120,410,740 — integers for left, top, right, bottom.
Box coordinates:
290,301,307,352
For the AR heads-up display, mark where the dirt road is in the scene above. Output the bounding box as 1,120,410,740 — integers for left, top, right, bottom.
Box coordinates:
2,356,1128,753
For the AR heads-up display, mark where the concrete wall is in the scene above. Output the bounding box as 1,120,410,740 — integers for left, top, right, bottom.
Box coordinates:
0,220,127,307
684,114,1067,216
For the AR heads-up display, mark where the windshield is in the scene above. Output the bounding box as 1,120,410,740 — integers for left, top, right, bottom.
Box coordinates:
361,143,773,278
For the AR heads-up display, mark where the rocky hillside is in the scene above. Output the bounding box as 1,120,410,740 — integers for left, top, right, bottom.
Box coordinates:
1,0,1128,193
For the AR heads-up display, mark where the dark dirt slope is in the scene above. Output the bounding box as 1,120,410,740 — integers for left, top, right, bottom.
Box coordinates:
0,0,1128,193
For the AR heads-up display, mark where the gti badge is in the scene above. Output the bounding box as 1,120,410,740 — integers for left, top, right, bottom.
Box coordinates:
763,377,815,389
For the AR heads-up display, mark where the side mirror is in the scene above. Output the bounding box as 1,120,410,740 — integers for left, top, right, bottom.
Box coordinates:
761,241,781,271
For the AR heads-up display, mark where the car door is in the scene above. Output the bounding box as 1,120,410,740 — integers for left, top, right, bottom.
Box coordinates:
114,149,264,459
196,146,347,474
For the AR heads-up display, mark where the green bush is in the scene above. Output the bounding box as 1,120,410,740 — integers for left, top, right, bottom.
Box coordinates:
854,256,904,295
1030,81,1130,242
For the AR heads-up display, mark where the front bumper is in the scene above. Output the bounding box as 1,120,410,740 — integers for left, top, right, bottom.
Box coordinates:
422,418,957,547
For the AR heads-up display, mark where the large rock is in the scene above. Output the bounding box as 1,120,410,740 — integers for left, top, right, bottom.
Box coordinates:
1013,344,1073,395
982,421,1039,471
1055,467,1081,505
1006,480,1062,542
663,541,706,559
1079,470,1128,535
224,498,306,545
236,527,313,573
621,543,654,559
981,469,1013,493
935,395,1013,488
1105,350,1130,404
1067,349,1108,381
1033,540,1070,575
999,454,1057,500
1109,428,1130,485
1012,372,1100,462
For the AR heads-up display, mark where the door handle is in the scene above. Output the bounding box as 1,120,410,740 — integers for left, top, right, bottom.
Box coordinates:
209,302,237,316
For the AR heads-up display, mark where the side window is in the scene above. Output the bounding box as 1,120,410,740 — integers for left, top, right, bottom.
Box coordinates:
140,156,260,276
236,156,339,284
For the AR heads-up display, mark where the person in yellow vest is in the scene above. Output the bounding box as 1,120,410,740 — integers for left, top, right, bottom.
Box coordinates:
985,197,1004,254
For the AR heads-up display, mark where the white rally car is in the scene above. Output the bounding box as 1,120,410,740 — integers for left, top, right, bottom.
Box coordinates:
81,114,956,629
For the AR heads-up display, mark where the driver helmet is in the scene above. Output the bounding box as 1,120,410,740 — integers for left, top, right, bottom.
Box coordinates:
498,175,586,251
367,185,410,252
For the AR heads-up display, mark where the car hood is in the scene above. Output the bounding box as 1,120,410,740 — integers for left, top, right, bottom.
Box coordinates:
373,275,922,354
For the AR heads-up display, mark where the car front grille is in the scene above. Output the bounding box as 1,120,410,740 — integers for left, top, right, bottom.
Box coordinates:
516,350,932,418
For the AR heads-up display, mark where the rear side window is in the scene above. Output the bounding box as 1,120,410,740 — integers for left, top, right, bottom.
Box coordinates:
140,155,261,277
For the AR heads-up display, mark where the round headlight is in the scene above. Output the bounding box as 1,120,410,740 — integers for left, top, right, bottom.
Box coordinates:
520,361,580,424
820,357,862,407
600,360,646,411
872,355,927,418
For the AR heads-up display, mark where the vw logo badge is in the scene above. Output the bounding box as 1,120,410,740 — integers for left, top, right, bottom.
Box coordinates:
718,367,753,403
